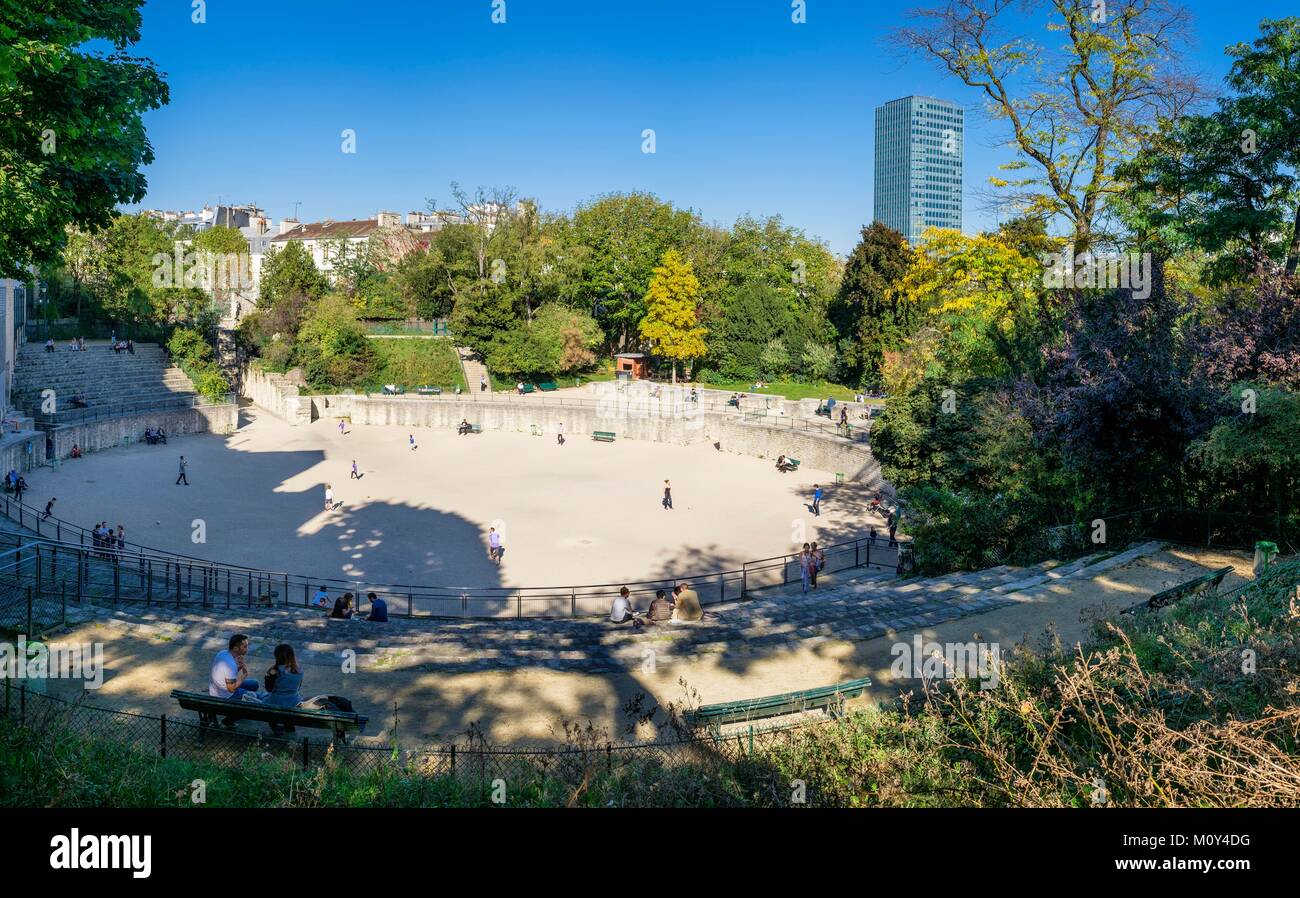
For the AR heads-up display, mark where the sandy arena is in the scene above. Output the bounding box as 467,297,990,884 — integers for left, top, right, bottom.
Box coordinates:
21,405,869,590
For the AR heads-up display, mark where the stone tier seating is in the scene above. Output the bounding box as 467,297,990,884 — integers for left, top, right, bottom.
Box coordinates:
14,341,202,421
45,543,1163,676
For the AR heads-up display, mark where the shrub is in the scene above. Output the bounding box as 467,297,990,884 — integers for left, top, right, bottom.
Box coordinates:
167,327,213,366
193,364,231,401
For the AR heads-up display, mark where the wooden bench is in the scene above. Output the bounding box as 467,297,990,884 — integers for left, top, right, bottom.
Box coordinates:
538,381,558,391
170,689,369,743
1141,566,1233,611
692,677,871,727
592,431,617,442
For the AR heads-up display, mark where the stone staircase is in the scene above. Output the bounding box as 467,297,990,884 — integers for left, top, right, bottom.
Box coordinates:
456,347,492,394
14,341,201,421
36,542,1163,674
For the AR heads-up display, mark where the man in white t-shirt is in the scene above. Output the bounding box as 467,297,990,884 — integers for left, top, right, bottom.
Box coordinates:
610,587,641,626
208,634,259,727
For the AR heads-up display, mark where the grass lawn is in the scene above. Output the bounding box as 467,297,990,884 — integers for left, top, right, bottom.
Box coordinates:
686,378,884,403
365,337,466,392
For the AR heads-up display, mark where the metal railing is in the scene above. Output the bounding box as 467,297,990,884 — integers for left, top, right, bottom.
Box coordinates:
32,392,236,428
0,501,901,630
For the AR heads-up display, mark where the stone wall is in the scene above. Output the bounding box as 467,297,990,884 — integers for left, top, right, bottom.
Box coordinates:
290,393,884,483
241,363,310,425
48,403,238,459
0,428,45,474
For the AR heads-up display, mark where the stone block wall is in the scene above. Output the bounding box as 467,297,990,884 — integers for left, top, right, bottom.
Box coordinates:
48,403,238,459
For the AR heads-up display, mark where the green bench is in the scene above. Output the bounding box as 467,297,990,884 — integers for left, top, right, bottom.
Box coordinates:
592,431,617,442
415,385,442,396
1143,566,1234,611
457,422,482,435
693,677,871,727
170,689,369,743
520,384,537,394
776,457,800,472
538,381,558,391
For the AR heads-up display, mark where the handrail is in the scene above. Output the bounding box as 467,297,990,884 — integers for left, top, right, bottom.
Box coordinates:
33,393,236,428
0,492,900,620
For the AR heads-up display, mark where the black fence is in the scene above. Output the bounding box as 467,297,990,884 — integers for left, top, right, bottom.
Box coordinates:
0,507,902,634
1,680,811,790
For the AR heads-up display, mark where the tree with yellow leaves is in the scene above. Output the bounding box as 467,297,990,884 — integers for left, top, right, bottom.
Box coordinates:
894,227,1050,379
639,250,707,383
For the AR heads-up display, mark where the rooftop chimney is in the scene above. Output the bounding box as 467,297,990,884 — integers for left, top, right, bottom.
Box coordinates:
377,211,402,228
278,218,300,235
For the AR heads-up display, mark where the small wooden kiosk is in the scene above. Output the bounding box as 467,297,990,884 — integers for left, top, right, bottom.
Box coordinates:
614,352,649,380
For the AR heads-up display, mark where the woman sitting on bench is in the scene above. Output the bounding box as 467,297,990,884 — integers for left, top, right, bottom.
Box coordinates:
261,643,305,733
457,419,472,435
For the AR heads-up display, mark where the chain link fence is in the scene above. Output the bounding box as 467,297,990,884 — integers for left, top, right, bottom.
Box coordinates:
1,680,813,787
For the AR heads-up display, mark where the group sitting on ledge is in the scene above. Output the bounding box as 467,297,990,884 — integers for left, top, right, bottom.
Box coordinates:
311,587,388,622
144,427,167,445
610,583,703,628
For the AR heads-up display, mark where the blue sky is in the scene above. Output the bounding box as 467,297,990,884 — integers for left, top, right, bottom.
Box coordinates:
126,0,1295,254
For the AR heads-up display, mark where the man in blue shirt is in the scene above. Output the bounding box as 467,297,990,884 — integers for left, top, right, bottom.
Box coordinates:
812,484,823,516
366,591,388,622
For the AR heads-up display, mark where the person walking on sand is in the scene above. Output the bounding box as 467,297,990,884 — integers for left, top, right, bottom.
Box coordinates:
42,497,55,519
409,433,417,451
556,421,565,446
811,483,823,516
350,460,359,479
338,419,346,436
176,455,189,485
487,526,503,564
324,484,334,512
662,479,673,511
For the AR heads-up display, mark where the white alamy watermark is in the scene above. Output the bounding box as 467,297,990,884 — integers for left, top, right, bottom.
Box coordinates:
593,381,703,429
890,636,1001,690
1041,250,1152,299
0,636,104,688
152,243,254,291
49,829,151,879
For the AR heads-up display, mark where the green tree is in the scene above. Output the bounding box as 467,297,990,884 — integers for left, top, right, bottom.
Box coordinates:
258,241,328,309
571,193,700,348
1190,385,1300,538
710,283,793,381
0,0,169,276
639,250,707,383
1119,18,1300,280
895,0,1196,251
828,222,914,385
294,294,375,390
